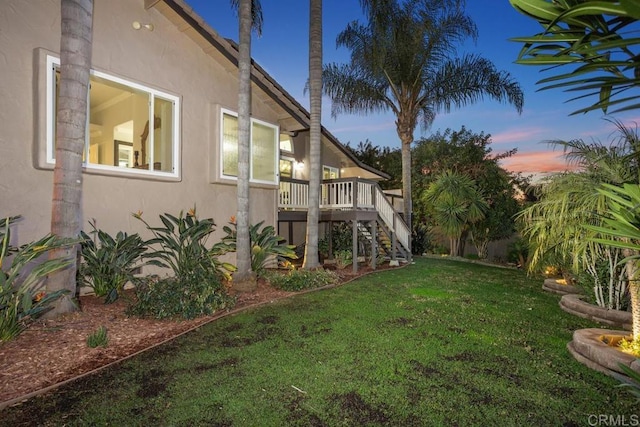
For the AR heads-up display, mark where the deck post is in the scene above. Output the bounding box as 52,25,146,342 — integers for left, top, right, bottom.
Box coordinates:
370,220,377,269
352,178,358,209
328,220,333,261
352,219,358,274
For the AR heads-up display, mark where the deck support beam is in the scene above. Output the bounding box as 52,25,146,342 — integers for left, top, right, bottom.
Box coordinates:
370,220,377,269
352,220,358,274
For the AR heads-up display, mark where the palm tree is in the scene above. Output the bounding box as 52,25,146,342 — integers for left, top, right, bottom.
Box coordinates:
303,0,323,269
322,0,524,236
590,183,640,344
46,0,94,316
510,0,640,346
424,170,487,257
230,0,262,290
518,124,639,311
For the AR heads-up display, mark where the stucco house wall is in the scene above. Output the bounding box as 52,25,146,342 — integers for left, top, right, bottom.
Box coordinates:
2,0,284,248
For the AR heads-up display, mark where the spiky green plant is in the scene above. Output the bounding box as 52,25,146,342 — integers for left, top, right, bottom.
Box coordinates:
588,183,640,343
423,170,488,256
1,216,75,342
86,325,109,348
134,209,235,283
222,220,297,278
79,219,148,304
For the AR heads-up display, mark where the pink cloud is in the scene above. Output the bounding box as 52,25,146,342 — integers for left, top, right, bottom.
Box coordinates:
491,127,546,144
500,150,581,174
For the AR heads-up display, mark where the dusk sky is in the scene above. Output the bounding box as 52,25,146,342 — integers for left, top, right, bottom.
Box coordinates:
187,0,639,176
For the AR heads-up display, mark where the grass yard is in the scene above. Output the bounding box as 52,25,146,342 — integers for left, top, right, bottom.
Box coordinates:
3,257,637,426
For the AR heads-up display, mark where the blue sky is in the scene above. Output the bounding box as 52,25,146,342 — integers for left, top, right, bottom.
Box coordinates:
187,0,639,174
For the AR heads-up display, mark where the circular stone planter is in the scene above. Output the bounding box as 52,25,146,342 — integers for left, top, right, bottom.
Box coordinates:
560,294,633,331
543,278,582,295
567,328,640,379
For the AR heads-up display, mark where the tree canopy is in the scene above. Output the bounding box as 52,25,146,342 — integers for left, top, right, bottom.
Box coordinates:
412,127,525,251
323,0,524,236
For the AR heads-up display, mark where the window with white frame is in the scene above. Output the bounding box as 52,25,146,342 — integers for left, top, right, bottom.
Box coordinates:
279,156,294,179
279,134,294,153
46,55,180,177
220,109,278,185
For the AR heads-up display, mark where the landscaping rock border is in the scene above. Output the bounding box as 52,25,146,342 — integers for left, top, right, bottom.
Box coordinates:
560,294,632,331
542,278,582,295
567,328,640,379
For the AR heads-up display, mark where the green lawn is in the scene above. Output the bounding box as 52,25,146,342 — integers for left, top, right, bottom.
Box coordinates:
4,257,637,426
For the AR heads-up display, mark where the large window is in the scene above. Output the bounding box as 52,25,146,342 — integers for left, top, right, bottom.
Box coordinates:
323,165,339,179
221,109,278,185
46,55,180,177
279,157,294,179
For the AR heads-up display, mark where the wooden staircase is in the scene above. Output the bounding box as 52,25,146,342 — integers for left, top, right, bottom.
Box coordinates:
356,221,409,263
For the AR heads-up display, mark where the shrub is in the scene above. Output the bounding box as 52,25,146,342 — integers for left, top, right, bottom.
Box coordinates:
1,216,74,342
87,326,109,348
128,276,234,320
412,222,433,255
265,268,339,292
372,252,387,267
130,208,235,320
222,219,297,278
619,338,640,358
134,208,235,283
330,223,354,252
79,220,148,304
334,250,353,270
318,238,329,259
432,244,449,255
507,237,529,268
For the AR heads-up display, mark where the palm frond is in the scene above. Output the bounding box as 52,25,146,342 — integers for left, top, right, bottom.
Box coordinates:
510,0,640,115
429,54,524,114
322,63,393,117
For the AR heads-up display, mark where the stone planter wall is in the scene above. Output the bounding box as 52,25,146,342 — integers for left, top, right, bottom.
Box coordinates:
567,328,640,378
560,294,633,331
542,278,582,295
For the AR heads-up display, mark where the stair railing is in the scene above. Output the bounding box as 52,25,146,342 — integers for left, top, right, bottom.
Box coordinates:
278,177,411,256
373,185,410,253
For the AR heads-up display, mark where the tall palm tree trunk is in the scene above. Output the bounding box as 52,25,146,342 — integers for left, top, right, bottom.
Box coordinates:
401,141,412,234
233,0,255,290
397,114,415,256
47,0,93,317
624,255,640,340
303,0,322,269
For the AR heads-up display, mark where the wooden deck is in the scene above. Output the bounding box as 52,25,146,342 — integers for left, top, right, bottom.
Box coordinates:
277,178,411,271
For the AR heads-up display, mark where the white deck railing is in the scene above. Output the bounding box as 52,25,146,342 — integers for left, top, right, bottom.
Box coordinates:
279,178,410,252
